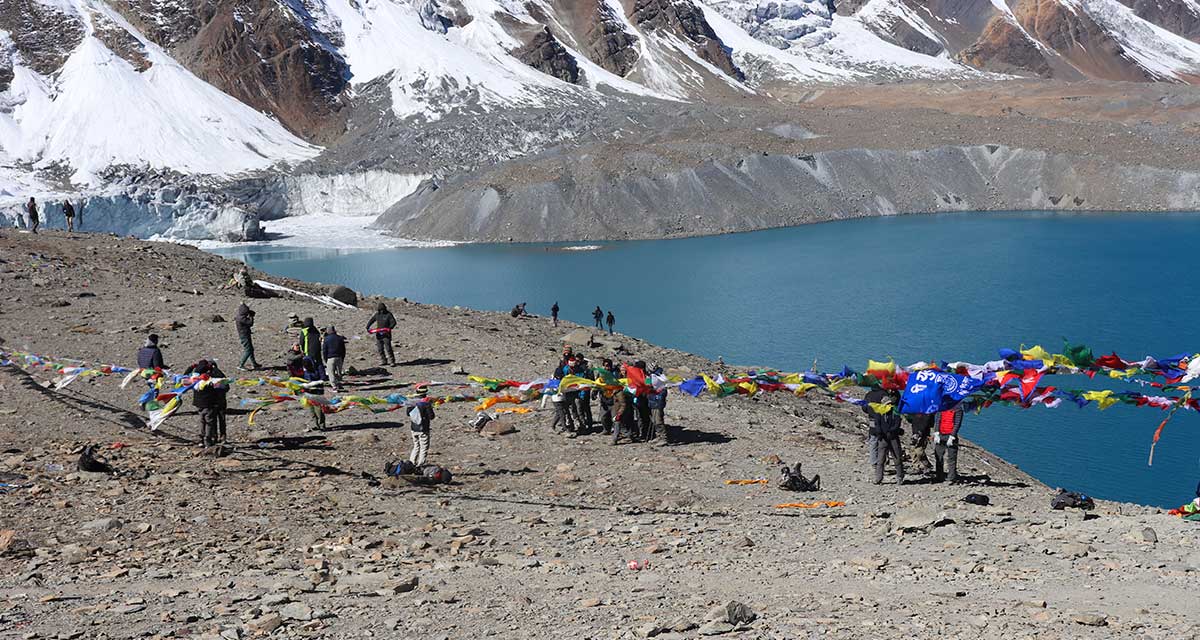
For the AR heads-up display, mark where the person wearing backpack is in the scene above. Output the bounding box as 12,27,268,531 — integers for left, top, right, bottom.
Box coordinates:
933,404,964,483
592,306,604,329
863,388,905,485
409,385,436,465
551,301,559,327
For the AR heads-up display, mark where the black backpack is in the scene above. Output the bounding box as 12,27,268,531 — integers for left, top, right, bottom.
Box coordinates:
385,460,417,477
779,462,820,492
1051,490,1095,511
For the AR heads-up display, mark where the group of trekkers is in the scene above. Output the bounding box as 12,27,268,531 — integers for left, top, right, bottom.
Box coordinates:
548,345,669,445
522,302,617,336
862,387,964,485
137,298,436,467
21,197,84,233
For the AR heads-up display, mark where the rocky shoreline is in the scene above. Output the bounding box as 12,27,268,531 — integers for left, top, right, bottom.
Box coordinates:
1,230,1196,639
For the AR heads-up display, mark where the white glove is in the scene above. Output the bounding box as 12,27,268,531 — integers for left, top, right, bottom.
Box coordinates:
947,435,957,447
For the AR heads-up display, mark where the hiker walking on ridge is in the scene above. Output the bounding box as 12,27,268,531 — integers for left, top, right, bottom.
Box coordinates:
367,302,397,366
934,403,965,483
26,197,38,234
606,310,615,335
235,302,260,371
593,306,603,329
62,200,75,232
551,301,559,327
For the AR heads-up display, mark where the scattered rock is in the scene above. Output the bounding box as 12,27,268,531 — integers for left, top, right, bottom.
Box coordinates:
81,517,123,533
893,508,950,532
391,576,419,594
1070,613,1108,627
850,555,888,571
328,285,358,307
247,613,283,635
1141,527,1157,543
279,602,313,621
208,314,225,323
698,621,734,635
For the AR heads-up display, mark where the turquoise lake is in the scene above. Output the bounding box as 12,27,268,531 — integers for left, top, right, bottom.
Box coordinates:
214,211,1200,508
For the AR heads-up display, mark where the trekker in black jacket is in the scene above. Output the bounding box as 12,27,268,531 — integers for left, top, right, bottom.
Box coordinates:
186,359,228,448
137,334,165,370
366,302,397,365
322,326,347,392
235,302,260,370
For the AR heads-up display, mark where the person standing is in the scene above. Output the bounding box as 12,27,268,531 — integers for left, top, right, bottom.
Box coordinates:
62,200,75,232
610,386,634,445
322,326,347,392
648,366,669,443
863,389,905,485
551,302,560,327
300,317,323,373
367,302,397,366
626,361,652,441
409,385,435,466
593,306,603,329
26,198,38,234
235,302,260,370
596,358,619,435
904,413,934,475
933,404,964,483
186,360,227,449
606,310,615,335
572,353,593,432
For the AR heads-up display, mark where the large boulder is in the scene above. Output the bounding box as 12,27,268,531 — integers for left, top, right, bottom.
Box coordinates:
328,285,358,307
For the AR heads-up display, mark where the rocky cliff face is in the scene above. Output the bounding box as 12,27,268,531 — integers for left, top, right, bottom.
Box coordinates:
172,0,350,142
0,0,85,78
1013,0,1150,81
1118,0,1200,41
108,0,350,142
631,0,744,79
514,27,582,84
958,14,1055,76
582,0,642,76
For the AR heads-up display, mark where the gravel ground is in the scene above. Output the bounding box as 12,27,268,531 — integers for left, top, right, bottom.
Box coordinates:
1,230,1197,640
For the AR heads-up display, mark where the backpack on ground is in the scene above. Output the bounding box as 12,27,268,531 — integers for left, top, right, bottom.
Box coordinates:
385,460,417,477
779,462,820,492
1051,489,1095,511
419,464,453,484
963,493,990,506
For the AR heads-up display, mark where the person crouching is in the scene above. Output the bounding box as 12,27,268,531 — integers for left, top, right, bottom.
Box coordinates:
409,385,436,466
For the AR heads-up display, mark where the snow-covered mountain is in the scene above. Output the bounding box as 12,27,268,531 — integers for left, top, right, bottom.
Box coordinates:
4,0,1200,240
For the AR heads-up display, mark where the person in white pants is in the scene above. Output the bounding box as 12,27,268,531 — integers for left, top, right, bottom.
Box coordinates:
409,385,435,466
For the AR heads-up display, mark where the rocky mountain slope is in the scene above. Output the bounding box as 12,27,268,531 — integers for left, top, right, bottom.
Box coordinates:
6,0,1200,242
